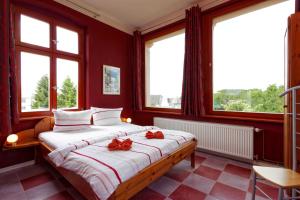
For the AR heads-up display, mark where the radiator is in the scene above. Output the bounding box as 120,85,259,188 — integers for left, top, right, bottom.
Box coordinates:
154,117,254,160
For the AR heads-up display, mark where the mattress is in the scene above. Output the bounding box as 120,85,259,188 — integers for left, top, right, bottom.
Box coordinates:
38,123,145,150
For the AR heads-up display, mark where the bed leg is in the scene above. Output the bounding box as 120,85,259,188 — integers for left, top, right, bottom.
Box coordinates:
191,151,195,168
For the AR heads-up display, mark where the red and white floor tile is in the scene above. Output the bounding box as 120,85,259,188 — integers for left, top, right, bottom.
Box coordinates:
0,152,279,200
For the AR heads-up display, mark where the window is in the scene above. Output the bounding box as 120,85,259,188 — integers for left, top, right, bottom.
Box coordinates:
212,0,294,114
15,8,84,116
145,29,185,109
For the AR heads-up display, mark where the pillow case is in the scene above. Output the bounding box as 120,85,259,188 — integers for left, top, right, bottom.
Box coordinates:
53,110,93,132
91,107,122,126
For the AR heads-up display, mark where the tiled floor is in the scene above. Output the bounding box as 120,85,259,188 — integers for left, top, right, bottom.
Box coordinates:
0,152,279,200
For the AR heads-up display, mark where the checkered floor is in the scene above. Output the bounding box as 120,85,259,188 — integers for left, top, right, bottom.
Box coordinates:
0,152,279,200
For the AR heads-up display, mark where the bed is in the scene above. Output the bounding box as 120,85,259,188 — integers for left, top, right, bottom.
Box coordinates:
16,117,197,200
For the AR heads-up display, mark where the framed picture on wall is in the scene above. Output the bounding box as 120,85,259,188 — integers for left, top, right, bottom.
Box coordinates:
103,65,120,95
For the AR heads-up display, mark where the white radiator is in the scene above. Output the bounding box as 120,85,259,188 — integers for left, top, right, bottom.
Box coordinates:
154,117,254,160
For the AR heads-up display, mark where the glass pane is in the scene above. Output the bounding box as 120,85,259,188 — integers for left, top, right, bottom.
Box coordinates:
212,0,294,113
57,58,79,109
56,26,79,54
20,14,50,48
145,30,185,109
21,52,50,112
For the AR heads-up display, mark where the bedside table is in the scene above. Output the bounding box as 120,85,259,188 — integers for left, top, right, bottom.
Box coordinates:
3,137,40,162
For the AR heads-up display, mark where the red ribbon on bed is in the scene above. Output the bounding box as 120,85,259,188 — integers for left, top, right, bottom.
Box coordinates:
145,131,164,139
108,138,133,151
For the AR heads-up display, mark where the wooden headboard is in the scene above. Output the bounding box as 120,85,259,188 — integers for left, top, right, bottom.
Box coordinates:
34,117,55,136
14,117,55,143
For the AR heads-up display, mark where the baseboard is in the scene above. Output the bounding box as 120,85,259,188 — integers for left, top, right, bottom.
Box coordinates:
0,160,35,174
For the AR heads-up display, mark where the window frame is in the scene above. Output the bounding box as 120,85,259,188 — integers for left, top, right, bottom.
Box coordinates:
142,20,185,113
203,0,288,122
14,6,85,118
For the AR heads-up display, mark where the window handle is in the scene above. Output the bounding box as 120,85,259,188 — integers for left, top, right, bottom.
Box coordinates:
52,86,57,90
52,40,58,44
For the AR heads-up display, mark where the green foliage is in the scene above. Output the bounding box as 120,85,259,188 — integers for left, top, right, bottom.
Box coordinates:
57,76,77,108
32,76,77,109
213,84,284,113
224,100,252,112
32,75,49,109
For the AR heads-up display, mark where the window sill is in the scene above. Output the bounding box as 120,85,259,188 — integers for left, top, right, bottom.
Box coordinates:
136,110,283,124
203,114,283,124
140,108,182,115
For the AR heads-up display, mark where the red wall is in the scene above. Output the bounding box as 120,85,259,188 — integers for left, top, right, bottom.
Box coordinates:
0,0,133,168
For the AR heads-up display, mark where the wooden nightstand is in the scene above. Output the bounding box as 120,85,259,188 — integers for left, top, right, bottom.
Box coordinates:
3,136,40,162
2,117,54,163
3,137,39,149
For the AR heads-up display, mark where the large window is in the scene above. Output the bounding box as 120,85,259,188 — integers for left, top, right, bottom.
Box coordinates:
212,0,294,114
145,29,185,109
15,8,84,116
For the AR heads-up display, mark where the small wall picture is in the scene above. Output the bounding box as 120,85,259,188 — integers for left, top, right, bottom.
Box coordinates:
103,65,120,95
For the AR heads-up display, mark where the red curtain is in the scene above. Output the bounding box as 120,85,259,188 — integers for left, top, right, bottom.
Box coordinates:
297,0,300,12
0,0,18,144
0,0,12,144
133,31,143,111
9,4,19,126
181,6,205,117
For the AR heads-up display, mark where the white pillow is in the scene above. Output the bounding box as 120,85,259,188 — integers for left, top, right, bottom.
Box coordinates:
91,107,122,126
53,110,93,132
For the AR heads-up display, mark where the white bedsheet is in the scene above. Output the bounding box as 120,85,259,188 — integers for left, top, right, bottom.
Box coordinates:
48,128,195,200
39,123,147,149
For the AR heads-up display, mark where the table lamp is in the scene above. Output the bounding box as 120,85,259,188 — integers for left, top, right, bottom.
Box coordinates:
6,134,18,146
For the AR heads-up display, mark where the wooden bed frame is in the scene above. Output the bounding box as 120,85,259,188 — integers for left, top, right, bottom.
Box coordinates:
15,117,197,200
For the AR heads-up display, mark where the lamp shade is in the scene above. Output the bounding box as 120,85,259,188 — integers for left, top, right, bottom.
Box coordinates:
126,118,132,123
7,134,18,143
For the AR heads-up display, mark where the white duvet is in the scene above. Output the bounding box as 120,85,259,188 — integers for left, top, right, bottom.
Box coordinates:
48,128,195,200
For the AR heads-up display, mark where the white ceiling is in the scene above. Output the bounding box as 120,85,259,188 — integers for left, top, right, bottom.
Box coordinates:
78,0,196,27
55,0,227,34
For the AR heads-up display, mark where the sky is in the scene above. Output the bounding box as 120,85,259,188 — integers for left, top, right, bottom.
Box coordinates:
148,32,185,98
21,52,50,100
21,15,50,48
56,26,78,54
213,0,295,92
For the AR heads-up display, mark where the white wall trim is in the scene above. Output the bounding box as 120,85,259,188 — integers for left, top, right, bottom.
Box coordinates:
54,0,135,35
0,160,35,174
